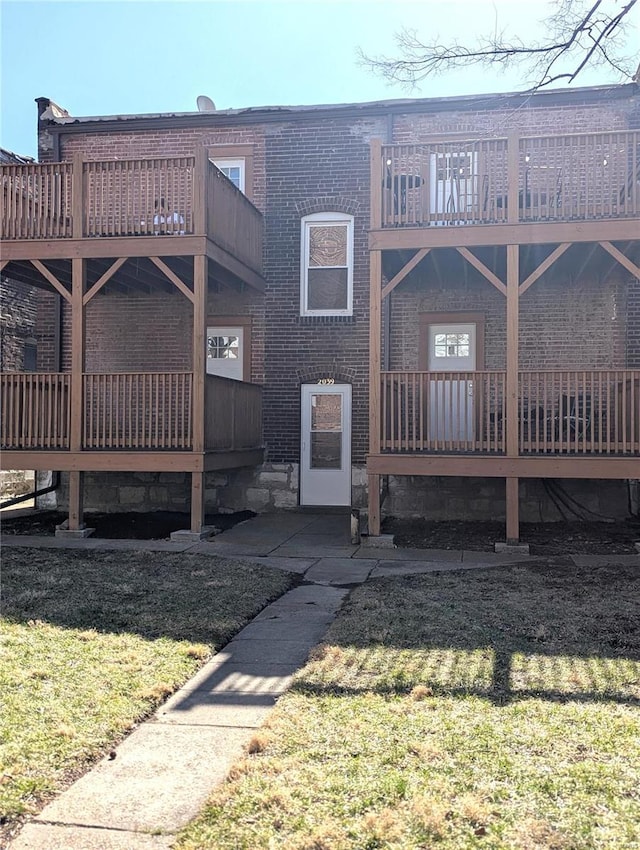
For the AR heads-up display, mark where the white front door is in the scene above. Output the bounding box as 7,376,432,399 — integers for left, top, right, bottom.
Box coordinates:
428,323,476,442
206,326,244,381
300,383,351,506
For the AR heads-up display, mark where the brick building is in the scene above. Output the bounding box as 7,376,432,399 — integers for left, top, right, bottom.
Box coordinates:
1,82,639,539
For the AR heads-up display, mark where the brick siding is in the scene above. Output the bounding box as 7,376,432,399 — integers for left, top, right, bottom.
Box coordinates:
0,277,37,371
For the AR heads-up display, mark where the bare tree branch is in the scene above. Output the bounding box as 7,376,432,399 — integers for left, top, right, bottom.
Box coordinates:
359,0,638,92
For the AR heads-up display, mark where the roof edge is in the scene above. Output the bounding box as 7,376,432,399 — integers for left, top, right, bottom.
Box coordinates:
39,82,639,134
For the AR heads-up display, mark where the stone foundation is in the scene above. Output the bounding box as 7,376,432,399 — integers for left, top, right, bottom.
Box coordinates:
383,476,632,523
50,467,634,523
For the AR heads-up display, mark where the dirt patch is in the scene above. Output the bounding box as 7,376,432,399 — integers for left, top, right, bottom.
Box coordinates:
382,517,640,555
0,509,255,540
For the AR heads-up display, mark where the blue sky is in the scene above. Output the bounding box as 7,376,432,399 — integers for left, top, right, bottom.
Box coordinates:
1,0,637,159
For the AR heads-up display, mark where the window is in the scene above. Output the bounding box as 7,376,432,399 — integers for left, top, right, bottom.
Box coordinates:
212,158,245,193
433,332,471,358
208,144,254,199
301,212,353,316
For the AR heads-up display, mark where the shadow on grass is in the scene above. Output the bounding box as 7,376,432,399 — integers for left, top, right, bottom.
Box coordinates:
293,561,640,707
1,546,295,647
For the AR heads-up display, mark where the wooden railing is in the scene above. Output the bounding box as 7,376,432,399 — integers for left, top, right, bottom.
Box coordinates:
380,370,639,456
381,371,506,453
205,161,264,272
1,163,73,238
83,372,193,450
519,370,639,455
204,374,263,451
83,158,195,237
1,373,70,449
378,130,640,228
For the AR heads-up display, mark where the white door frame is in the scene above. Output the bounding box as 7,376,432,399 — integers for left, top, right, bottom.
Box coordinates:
300,383,352,506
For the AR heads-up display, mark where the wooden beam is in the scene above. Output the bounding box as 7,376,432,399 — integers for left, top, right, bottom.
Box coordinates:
0,235,206,262
381,248,430,300
70,258,85,452
149,256,195,302
599,241,640,279
83,257,128,305
519,243,571,295
456,247,507,296
366,453,640,479
30,259,71,302
369,218,640,252
506,244,519,458
506,477,519,543
0,450,206,473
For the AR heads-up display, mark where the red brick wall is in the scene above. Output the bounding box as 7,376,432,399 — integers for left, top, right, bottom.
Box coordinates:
390,271,629,371
0,277,37,371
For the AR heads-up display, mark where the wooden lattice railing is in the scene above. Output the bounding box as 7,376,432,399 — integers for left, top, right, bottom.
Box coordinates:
377,130,640,228
380,370,639,455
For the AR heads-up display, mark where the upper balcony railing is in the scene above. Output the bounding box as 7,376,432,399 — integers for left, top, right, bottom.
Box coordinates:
0,153,263,272
376,130,640,228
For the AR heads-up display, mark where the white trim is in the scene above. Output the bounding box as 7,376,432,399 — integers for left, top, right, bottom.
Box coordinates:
300,212,353,316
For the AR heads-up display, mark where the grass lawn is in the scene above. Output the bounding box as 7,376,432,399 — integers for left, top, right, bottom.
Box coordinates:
0,547,294,835
178,562,640,850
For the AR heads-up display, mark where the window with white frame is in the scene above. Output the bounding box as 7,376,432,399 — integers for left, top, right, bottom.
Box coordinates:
211,158,245,193
301,212,353,316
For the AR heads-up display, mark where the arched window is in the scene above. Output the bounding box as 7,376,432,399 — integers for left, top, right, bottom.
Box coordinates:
300,212,353,316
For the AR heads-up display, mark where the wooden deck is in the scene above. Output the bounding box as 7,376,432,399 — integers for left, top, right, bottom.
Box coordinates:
0,152,264,284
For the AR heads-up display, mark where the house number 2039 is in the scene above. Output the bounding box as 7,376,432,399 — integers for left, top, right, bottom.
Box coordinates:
317,378,335,385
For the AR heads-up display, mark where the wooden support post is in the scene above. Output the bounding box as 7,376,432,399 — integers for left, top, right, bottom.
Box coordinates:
506,477,519,543
368,473,381,537
70,258,85,453
506,244,519,458
191,254,207,532
194,147,208,237
68,470,84,531
191,472,205,534
368,248,382,535
506,130,520,225
71,152,84,239
370,139,383,230
505,243,520,544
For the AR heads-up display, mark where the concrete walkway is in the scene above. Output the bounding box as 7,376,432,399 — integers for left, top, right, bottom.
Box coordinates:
6,513,637,848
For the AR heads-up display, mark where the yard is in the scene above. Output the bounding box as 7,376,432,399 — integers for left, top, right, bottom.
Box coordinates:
0,547,294,841
178,562,640,850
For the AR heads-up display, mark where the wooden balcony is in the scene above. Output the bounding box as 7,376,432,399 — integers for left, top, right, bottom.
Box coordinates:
0,371,263,471
378,369,639,457
370,131,640,249
0,153,263,280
